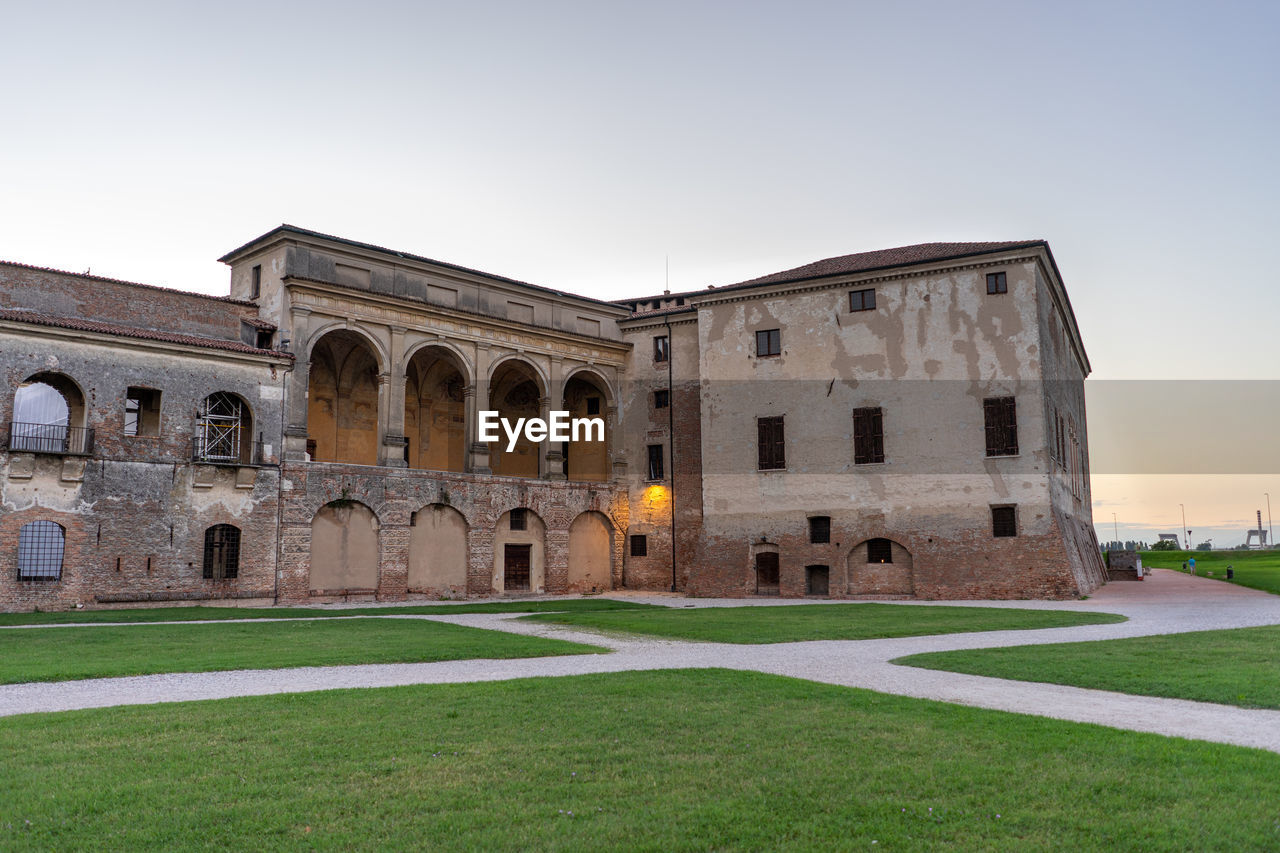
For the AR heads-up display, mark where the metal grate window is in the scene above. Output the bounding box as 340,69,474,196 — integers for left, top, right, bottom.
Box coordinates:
203,524,241,579
992,506,1018,538
866,538,894,564
630,534,648,557
510,508,527,531
983,396,1018,457
17,521,65,581
808,516,831,544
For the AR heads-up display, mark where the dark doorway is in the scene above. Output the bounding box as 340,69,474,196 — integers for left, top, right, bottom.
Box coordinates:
504,544,531,592
755,552,780,595
805,565,830,596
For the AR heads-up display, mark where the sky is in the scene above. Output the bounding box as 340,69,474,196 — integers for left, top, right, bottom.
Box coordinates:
2,1,1277,545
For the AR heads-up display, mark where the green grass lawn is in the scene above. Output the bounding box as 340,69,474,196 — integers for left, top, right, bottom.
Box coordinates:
1140,549,1280,595
521,602,1125,643
0,619,602,684
0,597,655,626
897,624,1280,709
1,669,1276,850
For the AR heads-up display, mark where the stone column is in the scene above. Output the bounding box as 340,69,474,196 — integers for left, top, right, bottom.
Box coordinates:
543,357,566,480
468,345,493,474
381,328,408,467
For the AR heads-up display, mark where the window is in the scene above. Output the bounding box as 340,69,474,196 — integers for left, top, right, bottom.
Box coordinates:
983,396,1018,457
849,288,876,312
653,389,669,409
124,387,161,437
196,392,251,463
992,506,1018,537
986,271,1007,295
853,407,885,464
653,335,669,363
17,521,65,581
805,565,830,596
255,329,273,349
250,265,262,299
867,538,894,564
510,508,527,531
647,444,664,480
586,397,601,416
755,328,781,357
808,516,831,544
757,416,785,470
202,524,241,579
630,534,648,557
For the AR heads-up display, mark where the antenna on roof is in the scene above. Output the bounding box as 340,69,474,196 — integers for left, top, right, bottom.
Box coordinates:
664,255,670,295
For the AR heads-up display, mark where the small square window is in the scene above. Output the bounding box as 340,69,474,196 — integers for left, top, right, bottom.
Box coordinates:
992,506,1017,537
256,329,274,349
653,335,670,362
755,329,781,357
653,389,670,409
510,508,527,531
647,444,664,480
849,289,876,312
986,271,1007,295
630,534,648,557
586,397,601,416
808,516,831,544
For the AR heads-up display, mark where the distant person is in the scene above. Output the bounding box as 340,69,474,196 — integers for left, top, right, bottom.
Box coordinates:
1188,557,1196,576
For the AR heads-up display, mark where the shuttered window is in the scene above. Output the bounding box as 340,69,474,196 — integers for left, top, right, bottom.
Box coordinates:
853,407,885,464
983,397,1018,457
757,416,785,470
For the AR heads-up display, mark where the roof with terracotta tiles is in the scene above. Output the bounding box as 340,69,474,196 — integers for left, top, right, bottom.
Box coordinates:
0,260,258,307
0,308,290,358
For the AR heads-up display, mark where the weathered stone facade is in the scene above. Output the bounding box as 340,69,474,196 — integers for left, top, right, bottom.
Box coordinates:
0,228,1105,611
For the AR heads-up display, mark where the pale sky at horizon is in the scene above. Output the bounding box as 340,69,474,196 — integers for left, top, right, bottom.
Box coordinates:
2,1,1277,545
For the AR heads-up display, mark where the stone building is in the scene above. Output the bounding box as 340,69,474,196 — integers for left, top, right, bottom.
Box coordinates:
0,227,1105,611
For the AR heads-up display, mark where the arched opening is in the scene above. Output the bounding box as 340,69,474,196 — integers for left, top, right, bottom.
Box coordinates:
847,538,914,596
11,373,89,454
568,511,613,592
404,346,466,472
195,392,254,463
492,507,546,593
310,501,380,593
408,503,468,594
202,524,241,579
489,359,542,478
562,371,610,482
308,330,381,465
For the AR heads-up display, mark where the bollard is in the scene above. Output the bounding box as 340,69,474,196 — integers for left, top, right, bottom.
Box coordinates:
1227,567,1234,580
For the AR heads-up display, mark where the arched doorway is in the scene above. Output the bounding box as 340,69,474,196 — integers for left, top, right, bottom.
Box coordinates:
11,372,89,454
310,501,380,593
847,538,914,596
308,330,381,465
488,359,542,478
562,371,610,482
404,346,467,472
568,511,613,592
408,503,468,594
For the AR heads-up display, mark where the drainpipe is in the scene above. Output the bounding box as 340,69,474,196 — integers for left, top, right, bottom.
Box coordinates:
665,315,677,593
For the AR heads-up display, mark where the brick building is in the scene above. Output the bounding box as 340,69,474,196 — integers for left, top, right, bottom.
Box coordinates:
0,227,1105,611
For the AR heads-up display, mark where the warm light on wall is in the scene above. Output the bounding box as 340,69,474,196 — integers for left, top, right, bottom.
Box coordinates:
644,484,670,506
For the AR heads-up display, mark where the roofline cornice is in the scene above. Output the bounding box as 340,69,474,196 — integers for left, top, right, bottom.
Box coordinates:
0,320,294,368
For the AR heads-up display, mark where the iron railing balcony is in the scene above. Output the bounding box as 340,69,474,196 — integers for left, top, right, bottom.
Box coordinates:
5,422,95,455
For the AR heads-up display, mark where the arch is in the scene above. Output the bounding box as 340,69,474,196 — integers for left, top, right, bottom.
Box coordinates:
408,503,469,594
402,339,474,384
17,520,65,581
492,507,546,593
404,345,468,472
562,371,611,483
303,321,389,375
309,500,380,593
847,538,914,596
195,391,255,463
568,510,614,592
488,358,545,478
487,353,549,392
560,364,617,407
12,372,88,454
307,330,382,465
202,524,241,579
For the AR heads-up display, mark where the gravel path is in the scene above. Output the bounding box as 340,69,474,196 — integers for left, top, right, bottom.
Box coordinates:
3,569,1280,755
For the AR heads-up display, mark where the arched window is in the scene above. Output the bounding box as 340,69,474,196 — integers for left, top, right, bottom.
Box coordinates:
203,525,241,579
17,521,65,581
11,373,90,454
195,393,253,463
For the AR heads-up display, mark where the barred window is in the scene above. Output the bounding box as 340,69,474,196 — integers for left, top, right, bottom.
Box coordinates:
630,534,648,557
992,506,1018,538
853,406,885,464
983,396,1018,457
808,516,831,544
510,508,528,531
17,521,65,581
203,524,240,579
866,538,893,564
